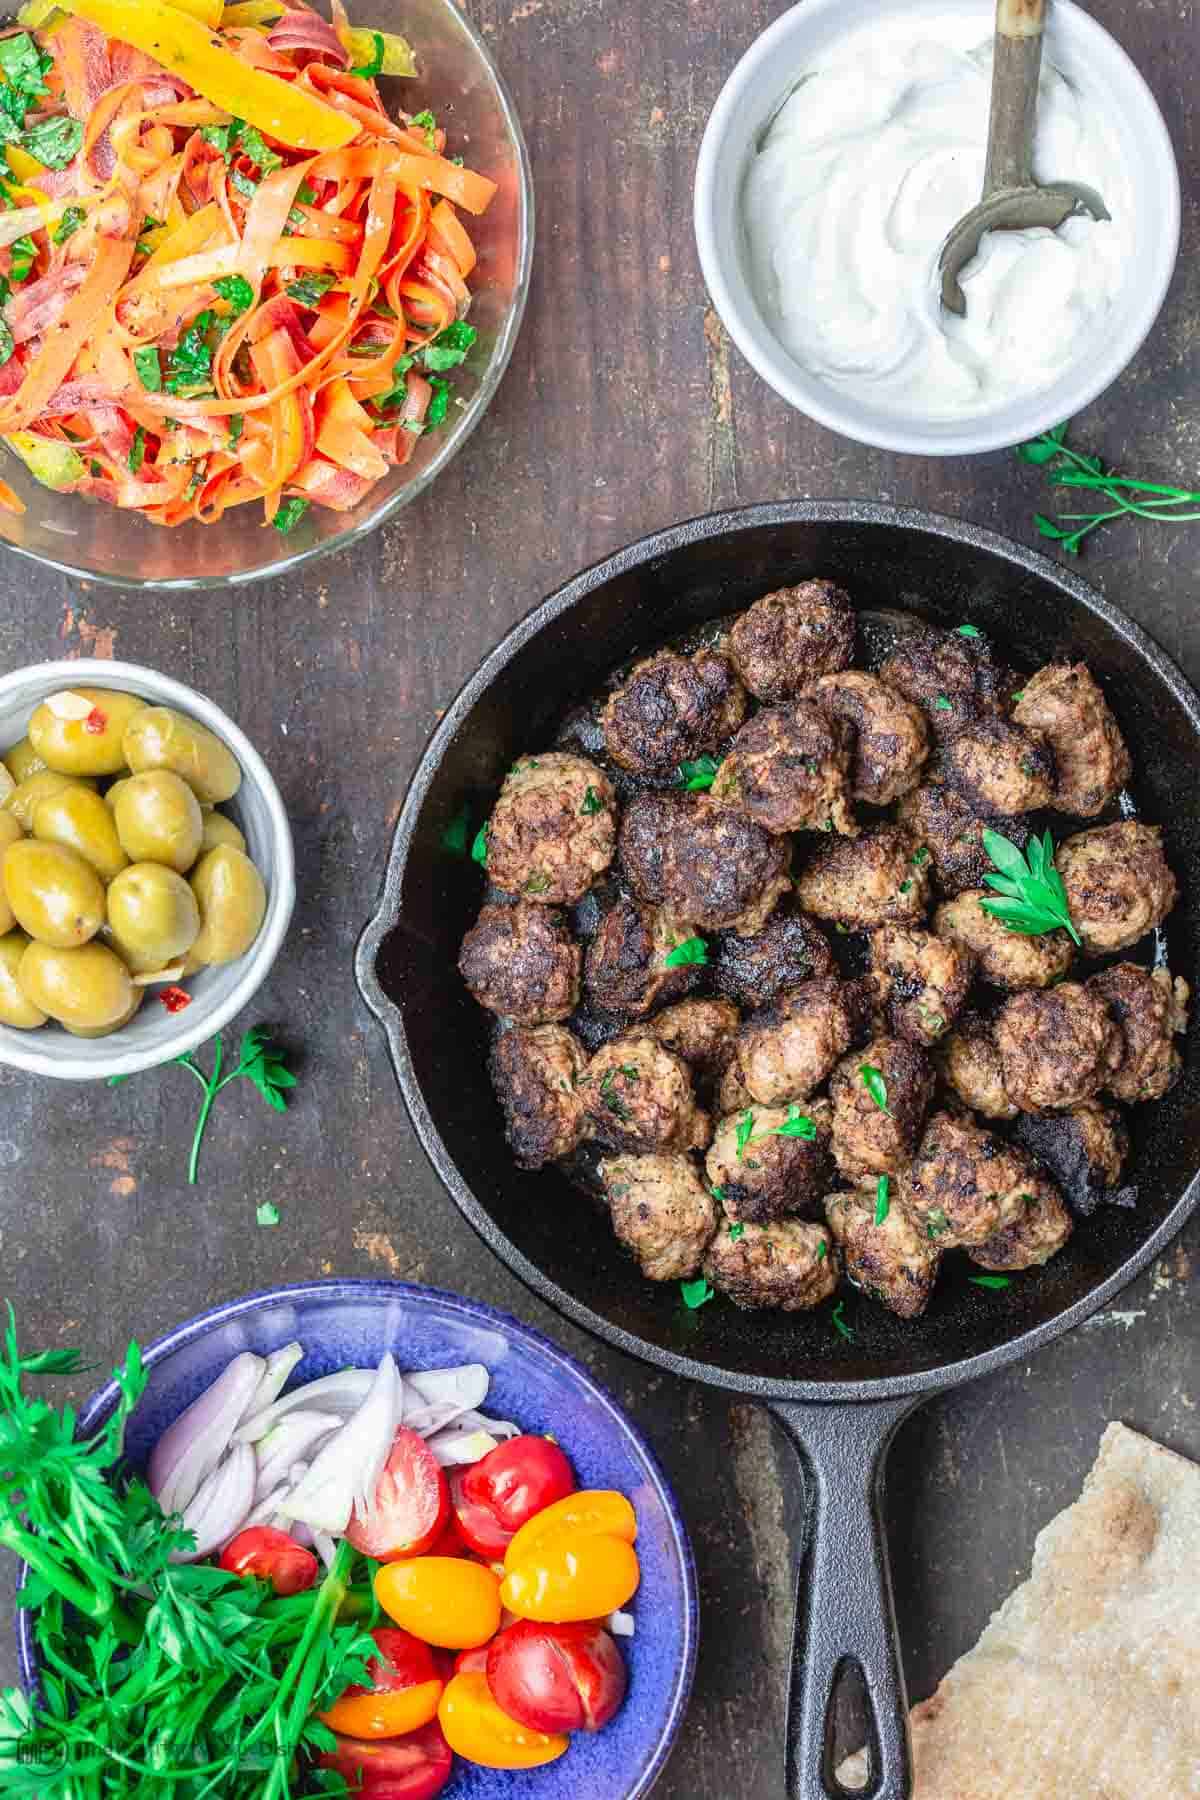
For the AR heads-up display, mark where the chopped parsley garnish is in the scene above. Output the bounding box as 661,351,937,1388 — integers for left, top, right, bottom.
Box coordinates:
769,1104,816,1142
410,108,437,149
418,319,476,371
213,274,254,316
132,346,163,392
201,117,281,174
933,694,953,712
8,235,36,283
735,1110,757,1161
710,1185,726,1202
874,1174,890,1226
285,272,336,309
899,878,913,895
664,935,707,969
727,1222,744,1242
955,623,981,638
52,205,86,245
229,167,259,202
911,846,930,866
680,1276,714,1310
425,376,450,430
979,827,1080,945
127,426,146,475
0,34,52,131
227,413,244,449
676,754,721,791
19,114,81,170
524,873,551,895
271,496,309,535
164,310,219,396
859,1063,891,1116
256,1200,280,1227
1012,689,1025,702
580,785,603,815
926,1207,950,1239
0,316,12,369
471,824,488,867
831,1299,854,1342
969,1274,1011,1290
816,1238,827,1261
599,1068,631,1121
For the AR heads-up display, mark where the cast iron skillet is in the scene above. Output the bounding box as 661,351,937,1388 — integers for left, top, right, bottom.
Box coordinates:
355,502,1200,1800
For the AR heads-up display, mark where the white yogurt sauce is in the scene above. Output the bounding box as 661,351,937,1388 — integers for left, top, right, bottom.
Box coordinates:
742,23,1130,422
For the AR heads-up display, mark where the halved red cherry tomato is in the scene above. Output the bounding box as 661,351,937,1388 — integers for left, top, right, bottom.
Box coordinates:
487,1619,627,1733
461,1436,575,1535
346,1427,450,1561
449,1467,514,1560
453,1644,490,1676
218,1525,318,1596
426,1508,474,1560
319,1627,443,1739
318,1720,452,1798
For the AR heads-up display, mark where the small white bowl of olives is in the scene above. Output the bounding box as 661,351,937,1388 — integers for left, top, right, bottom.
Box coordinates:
0,660,295,1081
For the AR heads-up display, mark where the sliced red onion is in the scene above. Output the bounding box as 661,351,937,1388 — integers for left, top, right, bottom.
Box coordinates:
279,1355,402,1534
171,1444,256,1563
266,9,348,63
428,1428,500,1468
149,1352,265,1517
245,1342,304,1420
452,1410,520,1441
233,1368,375,1444
253,1410,342,1503
401,1365,490,1437
224,1480,292,1547
311,1529,338,1571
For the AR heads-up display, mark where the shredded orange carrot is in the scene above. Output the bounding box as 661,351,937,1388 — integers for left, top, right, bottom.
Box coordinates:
0,2,493,530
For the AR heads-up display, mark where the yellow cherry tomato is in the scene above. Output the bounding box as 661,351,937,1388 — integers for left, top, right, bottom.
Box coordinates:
503,1489,637,1572
374,1557,501,1650
438,1671,568,1770
319,1679,442,1740
500,1532,641,1624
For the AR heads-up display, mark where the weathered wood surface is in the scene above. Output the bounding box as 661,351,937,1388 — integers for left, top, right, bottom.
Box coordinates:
0,0,1196,1790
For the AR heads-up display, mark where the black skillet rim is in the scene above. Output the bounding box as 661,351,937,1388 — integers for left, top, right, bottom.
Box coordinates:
355,499,1200,1403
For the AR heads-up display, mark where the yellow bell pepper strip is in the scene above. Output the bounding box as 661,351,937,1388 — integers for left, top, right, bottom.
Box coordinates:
59,0,358,150
220,0,284,22
167,0,223,24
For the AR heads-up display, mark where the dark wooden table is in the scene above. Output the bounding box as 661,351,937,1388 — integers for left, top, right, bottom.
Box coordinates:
0,0,1196,1791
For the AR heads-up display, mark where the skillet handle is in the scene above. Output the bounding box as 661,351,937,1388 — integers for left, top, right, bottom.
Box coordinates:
768,1396,926,1800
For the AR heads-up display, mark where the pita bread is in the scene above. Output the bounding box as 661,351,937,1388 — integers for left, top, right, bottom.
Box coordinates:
839,1423,1200,1797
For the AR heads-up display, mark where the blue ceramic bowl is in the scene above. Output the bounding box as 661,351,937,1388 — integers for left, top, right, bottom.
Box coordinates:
16,1280,697,1799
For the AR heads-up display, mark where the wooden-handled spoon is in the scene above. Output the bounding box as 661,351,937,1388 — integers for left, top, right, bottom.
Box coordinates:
938,0,1109,315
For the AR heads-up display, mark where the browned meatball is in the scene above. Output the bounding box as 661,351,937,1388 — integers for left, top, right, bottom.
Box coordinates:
459,902,581,1025
1012,663,1131,817
805,671,929,805
825,1184,941,1319
994,982,1123,1112
879,625,1012,740
934,889,1074,990
489,1025,588,1169
709,701,856,836
829,1035,935,1179
580,1033,709,1153
1089,961,1189,1103
619,791,791,934
1056,822,1178,956
584,898,698,1018
704,1218,838,1311
706,1098,833,1224
970,1174,1073,1271
726,579,855,702
717,1056,755,1115
869,924,975,1046
713,906,834,1009
794,826,931,929
1013,1101,1130,1216
735,975,872,1105
601,1152,718,1281
486,753,617,903
601,648,746,776
901,1108,1036,1248
938,1011,1017,1119
650,998,740,1072
896,781,1029,898
940,718,1054,816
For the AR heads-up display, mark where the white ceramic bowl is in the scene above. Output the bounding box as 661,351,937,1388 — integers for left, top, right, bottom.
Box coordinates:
0,660,295,1081
694,0,1182,457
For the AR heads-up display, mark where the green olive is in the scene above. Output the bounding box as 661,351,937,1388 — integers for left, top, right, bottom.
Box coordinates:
2,738,47,785
2,840,105,948
33,787,129,884
5,771,99,832
105,776,132,812
64,986,145,1037
189,845,266,965
0,931,47,1029
113,771,203,872
107,863,200,969
0,814,22,936
29,688,148,778
123,707,242,805
18,939,134,1031
199,809,247,856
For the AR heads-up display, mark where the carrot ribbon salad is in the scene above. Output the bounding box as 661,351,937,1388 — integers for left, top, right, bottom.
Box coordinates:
0,0,496,528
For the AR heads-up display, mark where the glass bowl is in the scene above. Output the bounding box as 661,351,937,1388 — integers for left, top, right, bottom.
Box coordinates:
0,0,533,588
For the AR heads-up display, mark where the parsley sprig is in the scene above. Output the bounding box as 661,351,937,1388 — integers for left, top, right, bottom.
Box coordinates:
1018,420,1200,556
109,1026,297,1185
676,754,721,792
979,827,1080,945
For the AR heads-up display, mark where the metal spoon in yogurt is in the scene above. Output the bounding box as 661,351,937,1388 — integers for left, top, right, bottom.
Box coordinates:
938,0,1109,315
